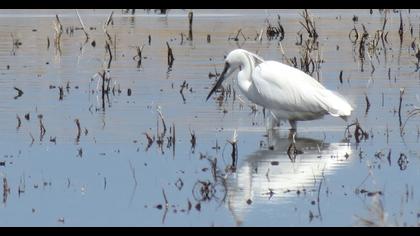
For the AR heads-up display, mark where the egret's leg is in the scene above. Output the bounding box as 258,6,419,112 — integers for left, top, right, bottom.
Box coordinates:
265,113,280,133
265,116,272,131
289,120,297,130
288,120,297,139
266,116,280,148
291,131,296,144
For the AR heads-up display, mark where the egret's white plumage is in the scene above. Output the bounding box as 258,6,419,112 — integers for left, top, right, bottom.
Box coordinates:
207,49,353,131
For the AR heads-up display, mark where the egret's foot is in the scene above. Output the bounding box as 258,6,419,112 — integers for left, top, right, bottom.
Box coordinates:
287,131,303,162
287,130,296,161
287,140,297,162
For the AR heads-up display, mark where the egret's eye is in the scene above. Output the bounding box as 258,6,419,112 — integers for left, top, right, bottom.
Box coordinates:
239,66,242,70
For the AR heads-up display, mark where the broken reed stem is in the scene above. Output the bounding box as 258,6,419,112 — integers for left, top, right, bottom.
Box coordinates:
129,160,138,186
162,188,169,208
103,11,114,44
3,177,10,204
157,107,167,137
382,10,388,32
106,11,114,26
75,9,89,41
188,11,193,41
105,41,112,69
316,174,324,221
75,119,81,143
98,70,110,110
16,114,21,130
53,15,63,54
18,174,25,196
210,157,218,181
228,130,238,168
38,115,46,141
400,109,420,132
299,9,318,41
344,120,368,143
190,129,196,152
365,94,371,115
349,26,359,44
257,27,264,42
388,68,391,80
399,11,404,45
358,24,368,62
166,42,174,67
179,80,187,103
13,87,23,99
265,15,284,41
29,132,35,145
133,45,144,67
155,118,160,144
398,88,405,128
230,141,238,168
354,122,368,143
143,132,154,150
172,123,176,147
232,28,245,41
58,86,64,100
104,11,114,32
54,14,63,37
172,123,176,156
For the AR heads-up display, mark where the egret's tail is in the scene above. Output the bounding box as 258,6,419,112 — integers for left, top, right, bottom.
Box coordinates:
316,89,353,118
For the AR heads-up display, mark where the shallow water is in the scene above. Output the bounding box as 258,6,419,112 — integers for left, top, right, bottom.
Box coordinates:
0,9,419,226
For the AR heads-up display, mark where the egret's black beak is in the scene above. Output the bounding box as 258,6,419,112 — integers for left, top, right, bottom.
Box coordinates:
206,62,230,101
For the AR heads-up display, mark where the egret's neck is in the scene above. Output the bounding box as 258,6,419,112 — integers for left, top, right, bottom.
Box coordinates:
239,53,254,82
237,54,259,103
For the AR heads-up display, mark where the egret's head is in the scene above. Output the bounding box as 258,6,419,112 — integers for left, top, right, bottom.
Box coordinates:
225,49,247,68
206,50,245,101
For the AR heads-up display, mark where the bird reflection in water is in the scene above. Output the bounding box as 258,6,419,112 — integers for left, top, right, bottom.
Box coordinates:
224,129,353,226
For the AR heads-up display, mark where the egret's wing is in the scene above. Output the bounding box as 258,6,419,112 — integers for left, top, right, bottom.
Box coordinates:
252,61,352,117
313,89,353,117
252,61,325,112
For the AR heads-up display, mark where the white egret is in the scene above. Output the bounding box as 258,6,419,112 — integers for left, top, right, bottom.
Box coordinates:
207,49,353,134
